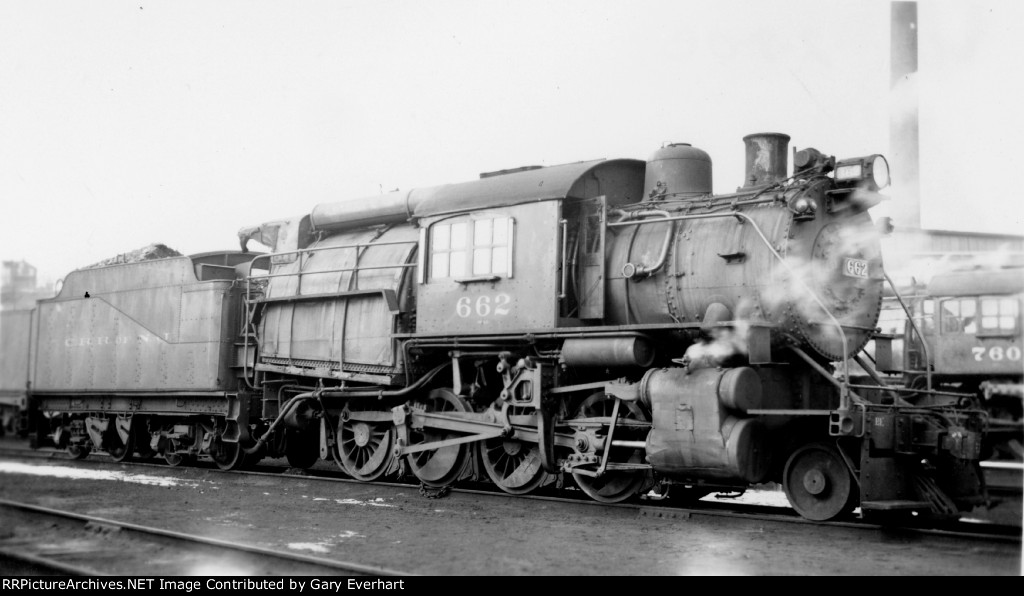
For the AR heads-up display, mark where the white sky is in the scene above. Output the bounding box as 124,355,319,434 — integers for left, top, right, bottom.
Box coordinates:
1,0,1022,285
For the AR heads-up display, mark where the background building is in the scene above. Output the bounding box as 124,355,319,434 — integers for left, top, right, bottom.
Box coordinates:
1,260,52,311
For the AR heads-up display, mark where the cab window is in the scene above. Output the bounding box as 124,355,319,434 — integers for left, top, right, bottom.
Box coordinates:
429,216,513,280
939,298,977,334
979,297,1019,334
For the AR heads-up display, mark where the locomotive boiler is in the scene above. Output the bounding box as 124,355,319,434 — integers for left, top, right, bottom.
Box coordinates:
26,132,989,523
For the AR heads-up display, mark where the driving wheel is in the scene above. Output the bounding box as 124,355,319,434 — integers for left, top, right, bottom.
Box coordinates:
479,407,546,495
570,391,648,504
407,388,472,488
335,401,395,481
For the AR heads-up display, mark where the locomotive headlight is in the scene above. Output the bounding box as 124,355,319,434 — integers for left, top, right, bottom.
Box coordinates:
834,154,891,191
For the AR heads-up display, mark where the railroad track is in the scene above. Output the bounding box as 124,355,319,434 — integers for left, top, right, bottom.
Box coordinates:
0,499,415,577
1,444,1020,544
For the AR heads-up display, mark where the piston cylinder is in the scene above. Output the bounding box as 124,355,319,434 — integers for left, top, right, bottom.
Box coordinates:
642,367,768,483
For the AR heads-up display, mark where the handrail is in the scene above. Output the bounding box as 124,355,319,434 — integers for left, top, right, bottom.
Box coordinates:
248,263,415,281
607,209,854,409
559,218,568,299
252,239,417,260
883,271,932,392
243,239,417,302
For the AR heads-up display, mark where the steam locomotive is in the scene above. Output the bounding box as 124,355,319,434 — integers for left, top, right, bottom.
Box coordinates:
863,265,1023,462
15,132,990,522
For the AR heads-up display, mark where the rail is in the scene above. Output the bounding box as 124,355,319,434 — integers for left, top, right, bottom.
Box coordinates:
0,499,411,576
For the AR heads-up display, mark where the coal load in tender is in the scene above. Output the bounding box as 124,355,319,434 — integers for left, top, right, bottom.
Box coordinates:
82,243,183,269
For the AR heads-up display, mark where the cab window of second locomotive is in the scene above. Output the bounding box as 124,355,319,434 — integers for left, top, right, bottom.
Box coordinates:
429,216,513,280
940,298,977,335
979,296,1019,334
913,299,935,334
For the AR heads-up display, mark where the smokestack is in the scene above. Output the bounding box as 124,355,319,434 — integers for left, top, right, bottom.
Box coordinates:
742,132,790,188
890,1,920,229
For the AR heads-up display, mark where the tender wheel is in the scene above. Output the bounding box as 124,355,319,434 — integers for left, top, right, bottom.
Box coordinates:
106,416,131,463
335,401,394,481
570,392,649,504
782,442,858,521
209,435,245,471
132,417,157,460
479,407,546,495
164,452,189,466
135,439,157,460
285,428,320,469
67,444,91,460
407,388,472,488
107,437,130,462
163,439,194,467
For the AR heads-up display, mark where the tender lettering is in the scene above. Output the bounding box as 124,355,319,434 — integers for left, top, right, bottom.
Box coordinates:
62,334,164,348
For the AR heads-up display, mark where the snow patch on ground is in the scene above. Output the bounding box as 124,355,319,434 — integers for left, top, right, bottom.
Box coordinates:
0,462,198,488
333,498,394,507
287,542,331,554
701,489,792,508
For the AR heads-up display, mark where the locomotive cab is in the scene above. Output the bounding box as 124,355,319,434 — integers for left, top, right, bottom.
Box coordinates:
898,267,1024,461
412,159,645,334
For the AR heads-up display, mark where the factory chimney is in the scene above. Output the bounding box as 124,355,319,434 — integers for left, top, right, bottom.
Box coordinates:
889,1,921,230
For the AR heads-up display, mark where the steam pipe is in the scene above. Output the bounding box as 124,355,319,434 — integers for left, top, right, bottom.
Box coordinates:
319,361,448,398
610,208,671,224
622,220,676,279
244,392,314,455
242,362,449,455
788,345,865,408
